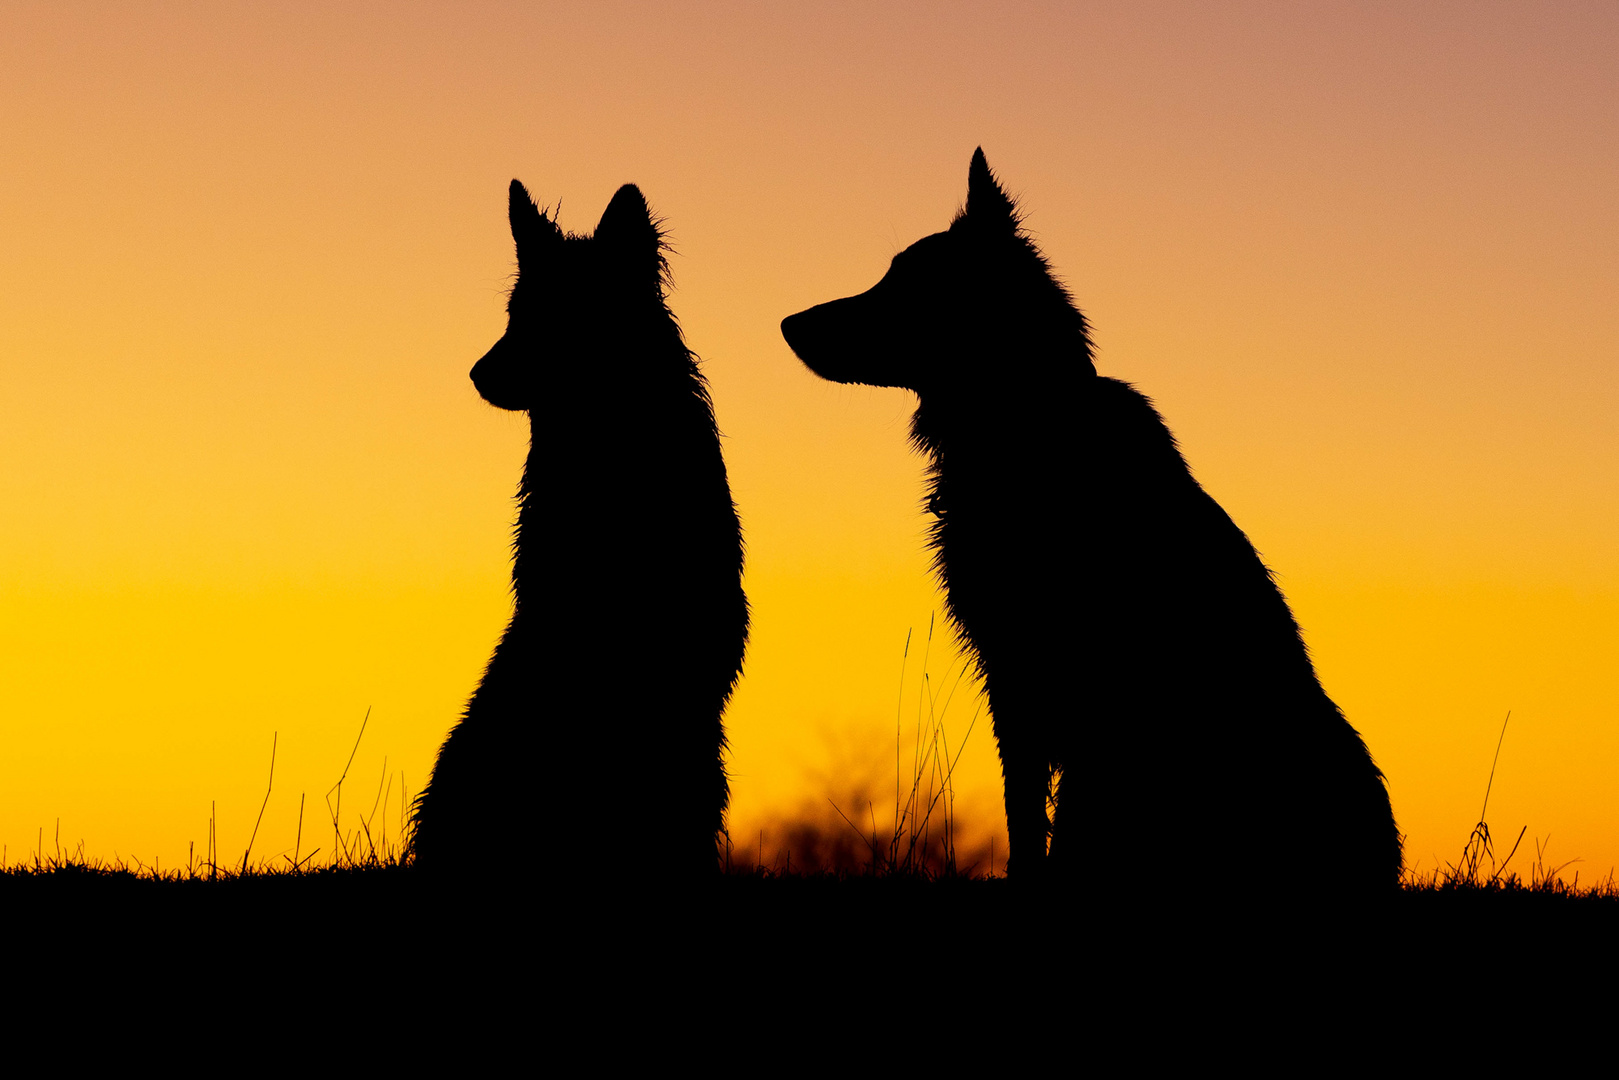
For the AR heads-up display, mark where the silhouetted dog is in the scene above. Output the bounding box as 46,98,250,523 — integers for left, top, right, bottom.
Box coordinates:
782,150,1400,890
411,181,748,880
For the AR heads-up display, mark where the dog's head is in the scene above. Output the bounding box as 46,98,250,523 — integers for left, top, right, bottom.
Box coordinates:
471,180,667,412
781,149,1092,395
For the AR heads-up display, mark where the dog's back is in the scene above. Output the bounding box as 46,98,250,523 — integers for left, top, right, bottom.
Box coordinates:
1060,377,1399,887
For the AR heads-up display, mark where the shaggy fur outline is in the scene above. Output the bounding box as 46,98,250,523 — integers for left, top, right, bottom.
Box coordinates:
410,180,748,880
781,149,1400,890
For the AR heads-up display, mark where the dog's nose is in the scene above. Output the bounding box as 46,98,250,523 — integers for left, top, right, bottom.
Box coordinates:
780,310,812,357
470,334,528,411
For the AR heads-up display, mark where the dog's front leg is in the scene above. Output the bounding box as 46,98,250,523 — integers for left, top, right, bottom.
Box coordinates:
999,737,1051,879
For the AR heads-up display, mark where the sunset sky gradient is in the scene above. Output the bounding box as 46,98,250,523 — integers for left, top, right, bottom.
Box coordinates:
2,2,1615,879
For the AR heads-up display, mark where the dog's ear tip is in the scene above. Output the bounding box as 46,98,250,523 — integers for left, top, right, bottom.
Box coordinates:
968,147,993,181
508,180,559,261
597,184,662,270
965,148,1016,227
602,184,654,227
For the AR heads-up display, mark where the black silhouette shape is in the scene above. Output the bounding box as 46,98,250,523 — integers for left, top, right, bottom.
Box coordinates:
411,181,748,879
782,150,1400,889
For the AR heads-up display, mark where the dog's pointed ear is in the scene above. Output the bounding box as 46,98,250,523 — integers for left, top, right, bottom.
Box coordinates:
964,148,1018,231
595,184,663,280
509,179,559,267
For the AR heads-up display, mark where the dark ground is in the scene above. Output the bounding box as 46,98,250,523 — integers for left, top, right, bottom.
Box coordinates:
7,863,1616,981
7,861,1614,1057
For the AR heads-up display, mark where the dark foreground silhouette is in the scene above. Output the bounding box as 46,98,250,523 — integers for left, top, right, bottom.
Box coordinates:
782,150,1401,890
410,181,748,878
9,860,1616,1024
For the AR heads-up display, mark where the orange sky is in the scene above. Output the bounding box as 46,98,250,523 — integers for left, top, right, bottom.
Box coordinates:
2,3,1615,880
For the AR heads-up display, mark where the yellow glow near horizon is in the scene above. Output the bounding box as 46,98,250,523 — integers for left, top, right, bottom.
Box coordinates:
1,4,1615,880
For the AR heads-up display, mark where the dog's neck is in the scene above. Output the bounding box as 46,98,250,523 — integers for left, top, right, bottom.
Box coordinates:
911,352,1094,454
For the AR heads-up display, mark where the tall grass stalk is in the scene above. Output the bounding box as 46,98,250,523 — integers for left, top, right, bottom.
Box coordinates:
827,613,984,878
